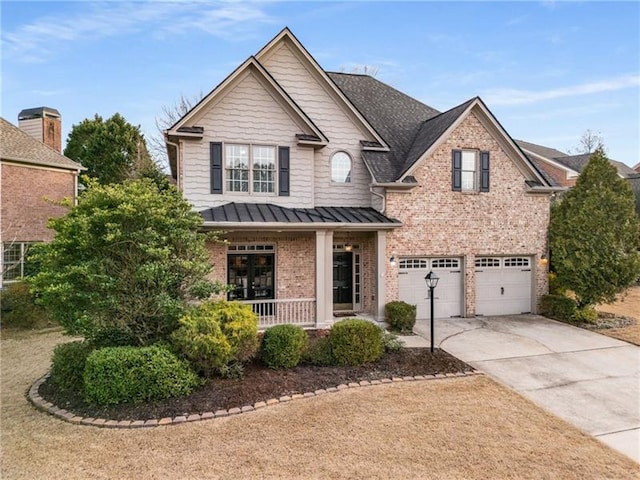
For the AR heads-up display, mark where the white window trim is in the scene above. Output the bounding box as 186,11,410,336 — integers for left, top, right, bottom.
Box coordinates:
224,143,277,195
2,242,34,284
461,150,479,192
330,151,353,185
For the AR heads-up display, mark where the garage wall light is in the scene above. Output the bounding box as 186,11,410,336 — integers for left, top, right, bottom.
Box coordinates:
540,254,548,266
389,256,397,267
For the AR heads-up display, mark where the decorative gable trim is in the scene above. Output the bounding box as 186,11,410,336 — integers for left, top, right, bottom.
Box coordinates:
166,56,328,145
399,97,555,189
255,27,389,151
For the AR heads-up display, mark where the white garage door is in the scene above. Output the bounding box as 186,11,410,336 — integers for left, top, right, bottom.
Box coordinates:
475,257,532,316
398,258,463,319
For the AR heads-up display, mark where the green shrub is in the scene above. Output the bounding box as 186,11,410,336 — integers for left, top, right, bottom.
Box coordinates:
83,345,199,405
384,301,416,333
548,272,566,295
302,336,334,366
51,341,94,392
170,300,258,375
261,324,308,369
538,294,577,322
0,282,53,330
572,306,598,324
87,326,137,348
329,318,384,366
382,331,404,353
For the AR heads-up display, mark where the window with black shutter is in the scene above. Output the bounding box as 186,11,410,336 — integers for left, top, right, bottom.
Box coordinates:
210,142,223,194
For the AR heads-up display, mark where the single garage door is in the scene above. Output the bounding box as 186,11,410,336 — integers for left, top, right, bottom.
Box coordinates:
398,258,463,319
475,257,532,316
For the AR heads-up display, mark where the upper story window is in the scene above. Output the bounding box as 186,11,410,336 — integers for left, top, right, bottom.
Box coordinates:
331,151,352,183
452,149,490,193
225,144,275,194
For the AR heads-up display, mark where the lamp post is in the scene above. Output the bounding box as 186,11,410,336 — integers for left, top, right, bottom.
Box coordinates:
424,271,439,353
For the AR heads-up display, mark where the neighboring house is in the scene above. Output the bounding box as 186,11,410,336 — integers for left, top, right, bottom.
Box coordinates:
0,109,84,286
633,162,640,173
516,139,636,187
628,174,640,216
165,28,560,328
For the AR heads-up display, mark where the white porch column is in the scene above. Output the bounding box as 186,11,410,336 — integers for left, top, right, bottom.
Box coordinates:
315,230,333,328
375,230,387,322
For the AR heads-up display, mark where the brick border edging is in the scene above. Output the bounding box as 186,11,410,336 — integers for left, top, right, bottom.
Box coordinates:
28,370,482,429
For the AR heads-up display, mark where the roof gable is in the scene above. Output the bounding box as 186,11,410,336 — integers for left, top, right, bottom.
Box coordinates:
167,56,327,144
255,28,388,149
398,98,550,187
0,117,83,170
554,153,636,178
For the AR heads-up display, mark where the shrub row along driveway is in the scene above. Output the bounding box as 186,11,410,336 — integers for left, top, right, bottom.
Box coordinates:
2,330,638,479
415,314,640,462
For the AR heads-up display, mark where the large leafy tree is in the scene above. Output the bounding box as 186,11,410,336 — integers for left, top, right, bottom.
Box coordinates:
550,149,640,307
29,179,220,345
64,113,161,185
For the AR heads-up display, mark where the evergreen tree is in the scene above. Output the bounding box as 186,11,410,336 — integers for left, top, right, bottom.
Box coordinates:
550,149,640,307
64,113,162,185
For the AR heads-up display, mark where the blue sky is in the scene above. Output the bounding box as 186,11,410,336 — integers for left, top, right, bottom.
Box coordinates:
2,1,639,167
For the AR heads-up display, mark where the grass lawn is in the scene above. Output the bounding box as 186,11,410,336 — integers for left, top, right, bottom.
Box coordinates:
596,285,640,345
2,329,638,479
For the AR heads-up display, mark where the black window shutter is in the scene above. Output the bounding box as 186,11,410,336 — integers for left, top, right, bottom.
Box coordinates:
210,142,222,194
480,151,490,192
452,150,462,191
278,146,290,196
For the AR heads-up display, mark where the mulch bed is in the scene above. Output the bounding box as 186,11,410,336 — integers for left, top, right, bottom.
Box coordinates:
38,348,472,422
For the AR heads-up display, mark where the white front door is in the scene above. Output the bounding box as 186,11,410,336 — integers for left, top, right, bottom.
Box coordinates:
398,258,463,319
475,257,532,316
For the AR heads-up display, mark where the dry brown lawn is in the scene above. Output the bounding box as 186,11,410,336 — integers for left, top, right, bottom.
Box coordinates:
596,285,640,345
1,330,638,480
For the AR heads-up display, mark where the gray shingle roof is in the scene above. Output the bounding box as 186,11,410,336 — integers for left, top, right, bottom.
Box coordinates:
554,153,636,178
399,98,476,178
0,117,82,170
328,72,441,183
515,140,568,159
200,203,400,225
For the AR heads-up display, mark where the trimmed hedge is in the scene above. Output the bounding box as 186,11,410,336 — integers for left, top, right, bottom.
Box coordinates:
260,324,308,369
302,336,333,366
539,294,577,322
171,300,258,375
329,318,384,366
572,306,598,324
51,341,94,392
83,345,200,405
385,301,416,333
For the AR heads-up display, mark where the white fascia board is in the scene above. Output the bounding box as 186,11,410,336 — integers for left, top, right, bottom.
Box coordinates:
521,148,579,176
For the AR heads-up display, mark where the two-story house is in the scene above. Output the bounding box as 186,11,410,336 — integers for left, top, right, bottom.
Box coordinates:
165,28,560,328
1,109,84,287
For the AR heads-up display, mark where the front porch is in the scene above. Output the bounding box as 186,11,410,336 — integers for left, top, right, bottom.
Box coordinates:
202,204,401,329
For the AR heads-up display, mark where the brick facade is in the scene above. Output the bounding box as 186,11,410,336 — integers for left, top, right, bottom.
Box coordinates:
1,162,76,242
206,231,378,316
384,112,550,316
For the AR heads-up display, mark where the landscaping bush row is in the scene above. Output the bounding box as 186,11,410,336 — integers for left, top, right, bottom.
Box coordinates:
49,301,404,406
538,294,599,324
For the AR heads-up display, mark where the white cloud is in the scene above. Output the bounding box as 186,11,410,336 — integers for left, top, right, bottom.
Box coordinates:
483,74,640,106
2,1,275,63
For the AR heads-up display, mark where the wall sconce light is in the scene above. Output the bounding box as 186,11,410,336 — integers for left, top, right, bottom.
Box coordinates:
344,243,353,252
389,256,397,267
540,254,548,266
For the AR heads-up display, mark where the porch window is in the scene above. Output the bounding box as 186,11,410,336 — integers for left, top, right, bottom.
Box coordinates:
227,252,274,301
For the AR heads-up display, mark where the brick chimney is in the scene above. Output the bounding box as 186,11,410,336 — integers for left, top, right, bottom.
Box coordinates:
18,107,62,153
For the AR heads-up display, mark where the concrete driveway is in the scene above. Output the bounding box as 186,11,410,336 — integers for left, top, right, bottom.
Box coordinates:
413,315,640,462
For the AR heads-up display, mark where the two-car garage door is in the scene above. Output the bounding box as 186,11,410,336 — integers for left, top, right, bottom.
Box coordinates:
398,258,463,319
398,256,533,318
475,257,532,316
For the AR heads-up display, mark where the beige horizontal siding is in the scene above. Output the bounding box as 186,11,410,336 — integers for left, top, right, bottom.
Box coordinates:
261,42,374,207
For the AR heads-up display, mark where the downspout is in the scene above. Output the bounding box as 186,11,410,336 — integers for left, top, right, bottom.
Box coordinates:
370,185,385,214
